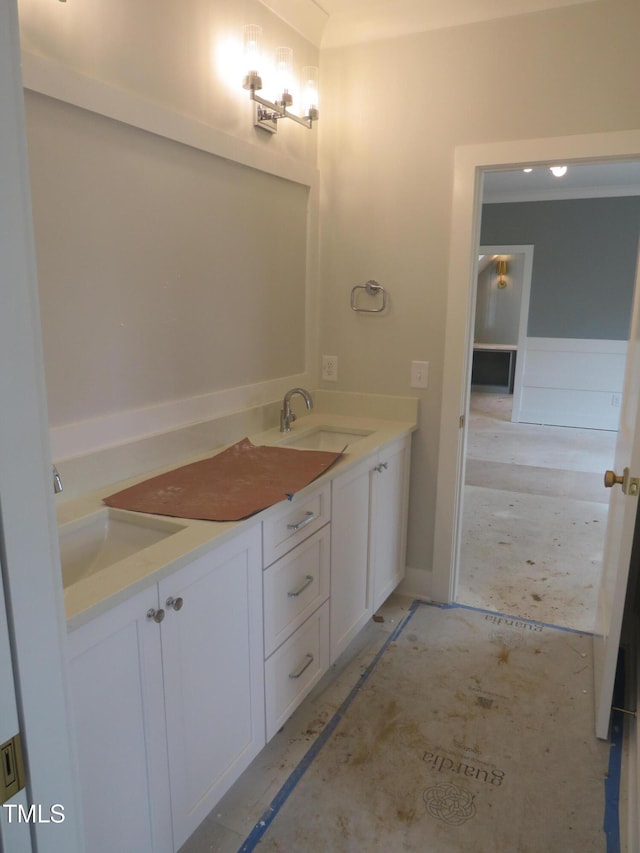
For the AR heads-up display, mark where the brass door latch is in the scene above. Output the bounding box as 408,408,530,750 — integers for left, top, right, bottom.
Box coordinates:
1,733,25,804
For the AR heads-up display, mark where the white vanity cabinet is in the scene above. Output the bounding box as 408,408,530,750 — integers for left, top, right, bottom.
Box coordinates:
66,524,264,853
330,435,411,663
159,525,264,849
67,585,172,853
262,485,331,740
370,436,411,612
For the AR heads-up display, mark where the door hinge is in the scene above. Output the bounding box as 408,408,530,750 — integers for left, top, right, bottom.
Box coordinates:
1,733,26,804
459,415,465,429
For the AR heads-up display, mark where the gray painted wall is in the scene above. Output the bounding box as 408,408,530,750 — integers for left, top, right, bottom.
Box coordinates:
480,197,640,340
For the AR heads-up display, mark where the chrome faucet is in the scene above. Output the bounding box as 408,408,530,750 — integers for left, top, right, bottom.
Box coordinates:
52,464,63,494
280,388,313,432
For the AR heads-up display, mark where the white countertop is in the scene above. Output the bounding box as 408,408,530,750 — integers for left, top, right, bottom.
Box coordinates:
60,412,416,629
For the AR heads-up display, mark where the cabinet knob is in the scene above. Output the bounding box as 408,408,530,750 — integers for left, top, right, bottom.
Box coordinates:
147,608,165,623
166,596,184,611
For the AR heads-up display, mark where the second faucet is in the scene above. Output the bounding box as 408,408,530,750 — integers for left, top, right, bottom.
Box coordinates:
280,388,313,432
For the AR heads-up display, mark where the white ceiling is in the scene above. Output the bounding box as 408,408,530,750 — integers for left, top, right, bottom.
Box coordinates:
262,0,598,48
482,161,640,203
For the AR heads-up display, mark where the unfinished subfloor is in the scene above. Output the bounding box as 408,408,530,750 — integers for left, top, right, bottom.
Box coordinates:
181,596,614,852
459,392,616,632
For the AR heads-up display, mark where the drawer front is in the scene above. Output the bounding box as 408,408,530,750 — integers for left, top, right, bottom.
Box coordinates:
262,483,330,567
263,526,330,657
265,601,330,741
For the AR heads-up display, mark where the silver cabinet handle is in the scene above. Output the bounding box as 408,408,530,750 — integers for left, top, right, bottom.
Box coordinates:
288,575,314,598
286,511,315,531
288,653,314,679
147,608,165,624
166,596,184,611
374,462,388,473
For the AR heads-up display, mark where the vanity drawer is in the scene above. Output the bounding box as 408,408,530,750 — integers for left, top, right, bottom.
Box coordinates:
262,483,330,567
263,526,330,657
265,601,330,741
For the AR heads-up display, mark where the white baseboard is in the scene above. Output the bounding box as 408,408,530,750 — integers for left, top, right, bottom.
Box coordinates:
397,566,433,602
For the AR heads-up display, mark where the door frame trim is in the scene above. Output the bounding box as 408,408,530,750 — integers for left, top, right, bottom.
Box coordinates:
432,130,640,605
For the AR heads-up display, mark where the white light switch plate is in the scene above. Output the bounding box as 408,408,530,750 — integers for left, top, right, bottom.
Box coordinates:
411,360,429,389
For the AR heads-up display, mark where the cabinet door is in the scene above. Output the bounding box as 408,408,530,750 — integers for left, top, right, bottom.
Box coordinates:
159,525,264,849
330,456,373,663
67,588,173,853
371,436,411,612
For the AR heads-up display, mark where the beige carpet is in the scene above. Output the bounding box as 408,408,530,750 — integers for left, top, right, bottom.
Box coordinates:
241,602,610,852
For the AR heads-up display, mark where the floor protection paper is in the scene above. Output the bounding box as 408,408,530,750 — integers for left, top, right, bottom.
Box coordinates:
248,604,610,852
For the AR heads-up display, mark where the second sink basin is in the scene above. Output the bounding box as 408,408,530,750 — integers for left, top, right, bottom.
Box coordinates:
59,508,186,588
279,427,373,452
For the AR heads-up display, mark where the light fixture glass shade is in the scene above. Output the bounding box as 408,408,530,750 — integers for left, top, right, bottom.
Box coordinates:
302,66,319,118
550,165,568,177
275,46,294,104
243,25,261,73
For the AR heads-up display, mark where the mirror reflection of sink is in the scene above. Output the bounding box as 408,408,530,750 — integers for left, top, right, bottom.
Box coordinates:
280,427,373,452
59,508,185,588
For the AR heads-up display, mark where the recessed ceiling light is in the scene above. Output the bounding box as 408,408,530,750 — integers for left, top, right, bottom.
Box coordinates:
550,165,568,177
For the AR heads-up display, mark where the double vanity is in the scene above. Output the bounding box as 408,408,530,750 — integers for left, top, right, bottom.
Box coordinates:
59,405,415,852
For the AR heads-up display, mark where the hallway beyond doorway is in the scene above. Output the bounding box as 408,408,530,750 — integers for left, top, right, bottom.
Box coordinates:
458,393,616,632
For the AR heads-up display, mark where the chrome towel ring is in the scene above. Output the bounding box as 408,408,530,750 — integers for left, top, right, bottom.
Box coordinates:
350,280,388,313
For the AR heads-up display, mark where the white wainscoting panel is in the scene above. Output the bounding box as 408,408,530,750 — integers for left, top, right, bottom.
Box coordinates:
516,338,626,430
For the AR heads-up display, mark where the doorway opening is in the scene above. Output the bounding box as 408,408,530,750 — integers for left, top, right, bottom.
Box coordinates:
451,163,640,632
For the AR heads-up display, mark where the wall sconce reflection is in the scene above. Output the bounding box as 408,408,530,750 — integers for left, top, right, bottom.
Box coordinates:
496,258,508,289
242,25,319,133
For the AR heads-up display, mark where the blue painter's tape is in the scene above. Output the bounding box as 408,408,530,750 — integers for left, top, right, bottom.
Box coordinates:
443,600,595,636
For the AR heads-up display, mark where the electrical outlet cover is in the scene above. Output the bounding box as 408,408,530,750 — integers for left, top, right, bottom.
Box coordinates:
322,355,338,381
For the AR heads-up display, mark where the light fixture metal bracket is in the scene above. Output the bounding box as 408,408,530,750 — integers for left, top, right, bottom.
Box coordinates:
249,91,316,134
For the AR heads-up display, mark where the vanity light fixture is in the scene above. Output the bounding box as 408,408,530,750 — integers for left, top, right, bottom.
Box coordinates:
496,258,508,289
242,25,319,133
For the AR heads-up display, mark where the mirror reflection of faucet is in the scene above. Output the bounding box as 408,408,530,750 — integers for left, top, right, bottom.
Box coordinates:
280,388,313,432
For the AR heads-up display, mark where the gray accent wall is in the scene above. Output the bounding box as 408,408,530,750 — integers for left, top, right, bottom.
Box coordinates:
480,197,640,340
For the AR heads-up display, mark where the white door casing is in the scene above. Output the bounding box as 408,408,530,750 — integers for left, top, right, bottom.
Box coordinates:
0,562,30,852
434,131,640,608
593,240,640,739
0,0,82,847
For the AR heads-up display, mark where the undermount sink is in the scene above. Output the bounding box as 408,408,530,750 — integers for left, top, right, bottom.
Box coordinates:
59,508,186,588
279,427,373,452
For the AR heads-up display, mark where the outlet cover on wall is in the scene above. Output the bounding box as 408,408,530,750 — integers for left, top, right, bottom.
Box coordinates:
410,360,429,389
322,355,338,381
